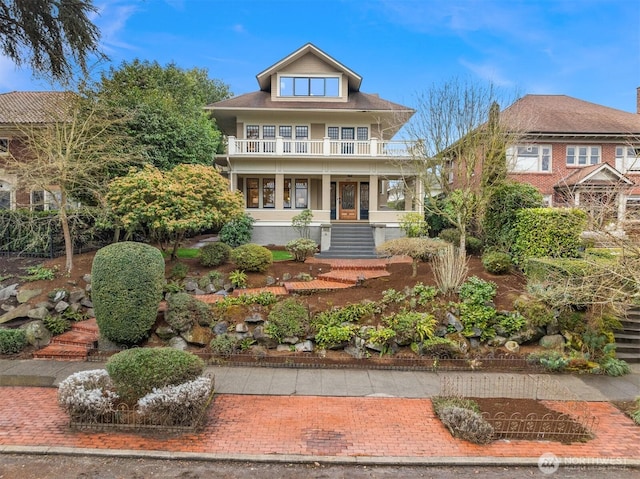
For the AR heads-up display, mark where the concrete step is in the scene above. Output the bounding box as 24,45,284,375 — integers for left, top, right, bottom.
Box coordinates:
613,333,640,341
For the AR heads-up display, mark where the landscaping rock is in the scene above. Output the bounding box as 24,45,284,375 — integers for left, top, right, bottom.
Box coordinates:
435,325,449,337
265,276,276,286
97,336,122,352
0,283,19,301
487,336,507,347
168,336,188,350
545,319,561,336
283,336,299,345
27,306,49,320
0,303,31,324
252,325,278,349
295,340,314,352
16,288,42,304
34,301,54,310
504,340,520,353
213,321,229,335
445,332,471,355
69,290,85,303
235,323,249,333
446,312,463,333
509,325,545,345
80,297,93,308
54,300,70,313
276,344,291,352
155,325,175,340
21,320,51,348
85,308,95,317
344,345,367,359
82,273,92,284
245,312,265,324
181,323,214,346
184,280,198,292
539,334,565,349
469,338,481,349
50,290,67,302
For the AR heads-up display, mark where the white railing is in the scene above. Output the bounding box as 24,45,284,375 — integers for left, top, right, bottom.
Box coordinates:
227,137,416,158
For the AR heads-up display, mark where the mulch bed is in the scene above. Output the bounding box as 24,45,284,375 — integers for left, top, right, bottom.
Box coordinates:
472,397,594,443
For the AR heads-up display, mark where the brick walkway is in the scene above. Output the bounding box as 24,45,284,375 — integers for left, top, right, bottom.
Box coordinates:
1,387,638,460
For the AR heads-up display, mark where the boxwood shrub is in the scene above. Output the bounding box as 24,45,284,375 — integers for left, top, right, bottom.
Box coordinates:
481,251,512,275
105,347,204,404
91,242,165,345
231,243,273,272
166,292,213,331
199,242,232,267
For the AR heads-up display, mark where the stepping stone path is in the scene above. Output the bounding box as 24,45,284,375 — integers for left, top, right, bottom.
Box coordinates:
33,318,99,361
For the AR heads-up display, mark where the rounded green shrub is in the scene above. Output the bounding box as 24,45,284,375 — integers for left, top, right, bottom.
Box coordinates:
166,292,214,331
0,328,27,354
199,242,232,267
91,242,165,345
105,347,204,403
285,238,318,262
219,213,254,247
231,243,273,272
266,298,308,343
481,251,512,275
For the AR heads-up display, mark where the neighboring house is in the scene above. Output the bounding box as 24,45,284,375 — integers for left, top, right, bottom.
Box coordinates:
500,92,640,231
0,91,68,211
207,43,418,249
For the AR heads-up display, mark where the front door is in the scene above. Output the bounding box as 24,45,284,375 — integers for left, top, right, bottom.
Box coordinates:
339,182,357,220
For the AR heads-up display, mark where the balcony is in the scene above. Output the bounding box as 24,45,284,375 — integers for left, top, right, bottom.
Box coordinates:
225,136,415,158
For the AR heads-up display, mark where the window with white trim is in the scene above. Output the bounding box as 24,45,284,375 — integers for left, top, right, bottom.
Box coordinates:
280,76,339,97
508,145,551,172
0,180,11,209
615,146,640,172
566,145,600,166
626,196,640,220
0,138,8,155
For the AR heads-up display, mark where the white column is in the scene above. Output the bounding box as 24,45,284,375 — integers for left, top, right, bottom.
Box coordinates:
369,174,378,212
322,174,331,211
275,174,284,209
228,136,236,155
323,137,330,156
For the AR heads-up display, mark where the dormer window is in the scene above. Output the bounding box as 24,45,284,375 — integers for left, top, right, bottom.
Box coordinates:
280,76,339,97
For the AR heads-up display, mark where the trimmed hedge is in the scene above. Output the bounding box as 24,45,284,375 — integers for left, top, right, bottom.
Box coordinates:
105,347,204,404
91,242,165,345
481,251,512,275
199,242,232,267
512,208,587,264
219,213,254,247
231,243,272,272
166,292,213,331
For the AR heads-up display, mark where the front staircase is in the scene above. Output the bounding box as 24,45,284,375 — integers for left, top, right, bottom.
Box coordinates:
316,224,378,259
615,307,640,363
33,318,99,361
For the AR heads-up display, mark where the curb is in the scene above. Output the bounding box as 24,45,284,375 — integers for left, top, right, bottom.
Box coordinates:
2,446,640,468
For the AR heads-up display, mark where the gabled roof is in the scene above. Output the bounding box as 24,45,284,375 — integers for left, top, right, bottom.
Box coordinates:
501,94,640,137
555,163,634,189
0,91,70,124
256,43,362,92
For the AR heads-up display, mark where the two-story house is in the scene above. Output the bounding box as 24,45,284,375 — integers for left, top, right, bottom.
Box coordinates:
207,44,419,252
500,92,640,230
0,91,68,211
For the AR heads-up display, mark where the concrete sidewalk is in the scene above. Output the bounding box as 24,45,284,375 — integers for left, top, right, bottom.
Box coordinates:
1,358,638,401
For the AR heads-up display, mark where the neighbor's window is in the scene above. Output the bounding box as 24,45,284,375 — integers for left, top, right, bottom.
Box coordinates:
246,178,259,208
566,146,600,166
509,145,551,172
262,178,275,208
283,178,291,208
295,179,308,208
31,190,45,211
0,138,8,155
616,146,640,172
280,76,340,97
0,180,11,209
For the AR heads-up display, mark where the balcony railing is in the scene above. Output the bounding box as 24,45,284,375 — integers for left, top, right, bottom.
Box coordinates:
226,136,415,158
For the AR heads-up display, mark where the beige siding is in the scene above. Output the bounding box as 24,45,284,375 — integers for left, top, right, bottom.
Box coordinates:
280,53,337,74
310,123,325,140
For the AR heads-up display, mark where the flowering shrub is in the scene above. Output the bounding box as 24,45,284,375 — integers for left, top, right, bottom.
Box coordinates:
137,375,214,426
57,369,118,420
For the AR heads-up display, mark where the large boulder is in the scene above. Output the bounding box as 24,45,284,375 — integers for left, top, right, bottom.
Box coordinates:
21,320,51,348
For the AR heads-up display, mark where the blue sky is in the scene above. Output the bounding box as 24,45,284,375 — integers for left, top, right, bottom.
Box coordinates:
1,0,639,113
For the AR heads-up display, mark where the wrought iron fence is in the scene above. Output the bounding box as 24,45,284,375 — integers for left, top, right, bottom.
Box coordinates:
68,375,215,434
439,374,598,441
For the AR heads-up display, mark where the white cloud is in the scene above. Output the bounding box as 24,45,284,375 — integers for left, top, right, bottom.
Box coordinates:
94,1,140,53
458,58,514,88
232,24,247,34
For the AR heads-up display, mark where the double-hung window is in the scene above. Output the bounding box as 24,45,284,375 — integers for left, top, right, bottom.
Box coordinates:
263,125,276,153
262,178,275,208
616,146,640,173
295,126,308,154
246,179,259,208
509,145,551,172
280,125,292,153
295,179,308,208
566,146,600,166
